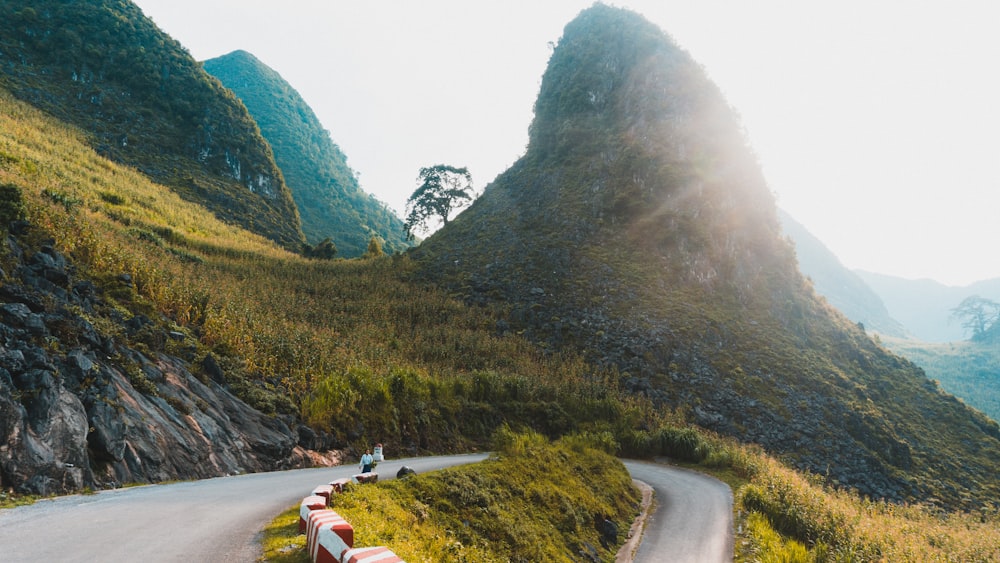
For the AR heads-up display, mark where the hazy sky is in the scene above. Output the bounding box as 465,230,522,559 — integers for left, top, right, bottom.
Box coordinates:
131,1,1000,286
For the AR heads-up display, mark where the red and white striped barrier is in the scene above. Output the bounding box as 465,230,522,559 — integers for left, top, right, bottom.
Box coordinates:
306,509,354,560
299,473,406,562
341,546,404,563
299,495,329,533
313,524,350,563
312,484,335,505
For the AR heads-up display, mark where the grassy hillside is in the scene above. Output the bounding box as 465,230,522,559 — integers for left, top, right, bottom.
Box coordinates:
0,0,304,249
881,336,1000,423
203,50,411,257
3,79,999,560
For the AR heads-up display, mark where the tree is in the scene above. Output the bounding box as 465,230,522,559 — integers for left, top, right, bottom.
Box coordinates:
363,236,384,259
951,295,1000,340
403,164,475,240
302,237,337,260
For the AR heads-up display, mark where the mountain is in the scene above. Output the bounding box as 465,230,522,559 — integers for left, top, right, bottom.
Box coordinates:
778,210,907,337
856,271,1000,342
413,4,1000,507
0,0,303,249
778,213,1000,421
203,50,411,257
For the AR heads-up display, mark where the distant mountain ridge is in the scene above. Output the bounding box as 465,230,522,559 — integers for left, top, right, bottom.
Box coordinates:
414,4,1000,507
778,210,907,337
0,0,304,249
856,271,1000,342
204,50,411,257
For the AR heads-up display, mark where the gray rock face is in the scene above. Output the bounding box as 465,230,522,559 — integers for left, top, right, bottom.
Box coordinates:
0,225,317,495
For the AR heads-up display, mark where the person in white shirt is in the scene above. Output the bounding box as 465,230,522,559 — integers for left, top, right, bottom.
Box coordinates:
359,449,374,473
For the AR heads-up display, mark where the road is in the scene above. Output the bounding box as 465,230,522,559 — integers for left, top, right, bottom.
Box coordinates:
624,461,733,563
0,456,732,562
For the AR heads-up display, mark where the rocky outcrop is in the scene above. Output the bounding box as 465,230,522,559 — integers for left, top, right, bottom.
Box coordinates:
0,222,325,496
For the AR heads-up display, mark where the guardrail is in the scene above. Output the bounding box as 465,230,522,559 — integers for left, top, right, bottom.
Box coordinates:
298,471,405,563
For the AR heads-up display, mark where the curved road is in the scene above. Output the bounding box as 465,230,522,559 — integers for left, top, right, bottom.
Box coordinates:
624,461,733,563
0,456,732,562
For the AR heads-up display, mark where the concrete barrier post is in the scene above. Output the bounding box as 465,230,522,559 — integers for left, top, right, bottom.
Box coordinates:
299,495,329,533
306,509,354,559
312,484,335,506
312,525,349,563
341,546,405,562
329,478,351,494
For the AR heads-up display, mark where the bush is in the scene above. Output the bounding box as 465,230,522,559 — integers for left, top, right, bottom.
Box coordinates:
0,183,27,226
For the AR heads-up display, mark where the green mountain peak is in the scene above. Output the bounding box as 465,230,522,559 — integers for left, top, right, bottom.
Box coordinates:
204,49,411,257
415,4,1000,508
0,0,304,249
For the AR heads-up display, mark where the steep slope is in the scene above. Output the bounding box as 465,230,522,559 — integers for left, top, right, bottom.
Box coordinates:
0,91,323,496
778,209,907,337
0,0,303,249
857,270,1000,342
414,5,1000,508
204,50,411,257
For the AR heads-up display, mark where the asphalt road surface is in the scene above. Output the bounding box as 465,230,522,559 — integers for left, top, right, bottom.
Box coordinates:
0,455,732,562
624,460,733,563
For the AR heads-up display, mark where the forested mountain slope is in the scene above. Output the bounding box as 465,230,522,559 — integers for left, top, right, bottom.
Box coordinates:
0,0,303,249
414,5,1000,508
204,50,410,257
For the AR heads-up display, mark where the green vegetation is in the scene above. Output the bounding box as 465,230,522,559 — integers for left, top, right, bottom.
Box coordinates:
881,336,1000,422
0,0,303,249
260,506,310,563
951,296,1000,341
335,430,638,562
403,164,476,240
203,50,410,257
735,454,1000,561
264,429,639,562
0,490,39,510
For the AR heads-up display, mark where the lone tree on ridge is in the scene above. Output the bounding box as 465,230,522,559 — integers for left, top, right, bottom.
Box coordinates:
951,295,1000,340
404,164,475,240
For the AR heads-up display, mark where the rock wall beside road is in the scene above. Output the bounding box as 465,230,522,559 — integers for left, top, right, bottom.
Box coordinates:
1,220,322,495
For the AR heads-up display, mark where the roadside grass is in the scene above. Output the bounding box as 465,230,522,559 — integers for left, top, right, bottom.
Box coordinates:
0,491,39,510
259,507,310,563
263,430,639,562
732,453,1000,561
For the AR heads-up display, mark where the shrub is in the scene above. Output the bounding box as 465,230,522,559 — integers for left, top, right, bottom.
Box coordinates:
0,183,27,226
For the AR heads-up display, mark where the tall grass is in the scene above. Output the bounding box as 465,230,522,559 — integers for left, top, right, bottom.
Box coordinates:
686,442,1000,561
0,87,633,445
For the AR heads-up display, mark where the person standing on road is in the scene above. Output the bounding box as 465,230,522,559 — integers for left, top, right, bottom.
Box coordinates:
360,449,374,473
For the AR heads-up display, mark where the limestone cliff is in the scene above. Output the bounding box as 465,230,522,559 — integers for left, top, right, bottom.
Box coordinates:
0,221,328,495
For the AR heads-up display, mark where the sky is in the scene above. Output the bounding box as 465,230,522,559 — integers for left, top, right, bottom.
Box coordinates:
131,1,1000,287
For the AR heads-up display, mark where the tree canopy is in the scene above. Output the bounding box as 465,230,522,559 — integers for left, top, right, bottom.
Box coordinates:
404,165,475,240
951,295,1000,340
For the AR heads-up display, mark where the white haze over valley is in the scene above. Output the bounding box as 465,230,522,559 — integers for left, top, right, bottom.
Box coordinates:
133,0,1000,287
